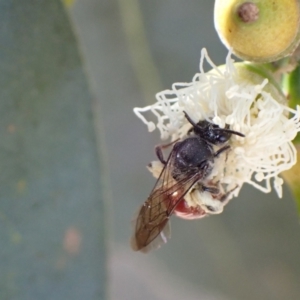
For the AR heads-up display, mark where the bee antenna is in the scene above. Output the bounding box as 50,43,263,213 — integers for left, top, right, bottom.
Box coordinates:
213,127,245,137
183,111,245,137
183,111,197,127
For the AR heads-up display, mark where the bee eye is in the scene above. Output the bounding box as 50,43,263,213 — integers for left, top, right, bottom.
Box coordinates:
218,134,229,143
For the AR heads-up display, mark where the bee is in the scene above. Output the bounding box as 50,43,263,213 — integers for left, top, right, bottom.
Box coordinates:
131,111,245,253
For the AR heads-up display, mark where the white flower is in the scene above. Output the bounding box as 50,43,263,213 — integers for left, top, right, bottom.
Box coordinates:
134,49,300,209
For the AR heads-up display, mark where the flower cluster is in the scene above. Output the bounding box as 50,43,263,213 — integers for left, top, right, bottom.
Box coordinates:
134,49,300,208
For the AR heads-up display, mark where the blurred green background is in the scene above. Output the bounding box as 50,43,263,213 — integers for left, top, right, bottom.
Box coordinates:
2,0,300,299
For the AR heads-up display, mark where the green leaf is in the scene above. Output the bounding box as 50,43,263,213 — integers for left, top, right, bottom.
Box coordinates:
283,64,300,143
0,1,106,299
285,64,300,108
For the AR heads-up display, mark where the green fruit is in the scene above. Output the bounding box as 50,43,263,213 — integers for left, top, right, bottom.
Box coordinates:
214,0,300,62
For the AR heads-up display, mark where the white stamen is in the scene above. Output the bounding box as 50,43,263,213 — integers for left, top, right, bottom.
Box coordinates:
134,49,300,202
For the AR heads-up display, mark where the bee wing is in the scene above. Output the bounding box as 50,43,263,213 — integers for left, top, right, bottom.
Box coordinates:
131,213,171,253
131,149,204,253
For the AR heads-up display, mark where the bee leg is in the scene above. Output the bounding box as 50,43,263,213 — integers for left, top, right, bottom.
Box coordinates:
214,145,230,157
155,146,166,164
187,127,193,135
201,185,220,195
219,186,238,203
155,139,180,165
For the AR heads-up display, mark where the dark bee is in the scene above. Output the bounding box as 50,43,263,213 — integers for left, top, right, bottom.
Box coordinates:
131,111,245,253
